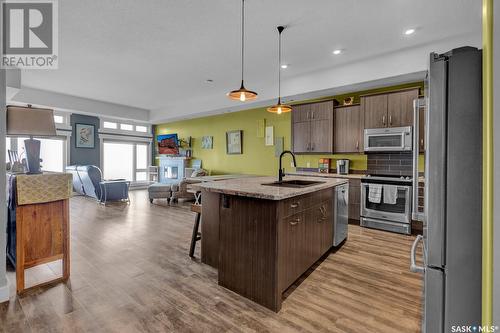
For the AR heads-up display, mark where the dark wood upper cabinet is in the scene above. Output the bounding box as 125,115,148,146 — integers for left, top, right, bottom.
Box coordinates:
334,104,362,153
362,94,388,129
291,101,334,154
310,119,333,153
291,87,421,155
363,88,420,129
291,104,311,123
387,89,419,127
292,121,310,153
310,101,334,120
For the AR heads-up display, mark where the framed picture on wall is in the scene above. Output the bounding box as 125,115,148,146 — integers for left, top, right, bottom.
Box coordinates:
226,130,242,154
75,123,95,148
201,136,213,149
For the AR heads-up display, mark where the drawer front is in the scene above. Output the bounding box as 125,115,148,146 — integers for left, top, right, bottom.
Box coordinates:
281,188,333,218
282,195,311,217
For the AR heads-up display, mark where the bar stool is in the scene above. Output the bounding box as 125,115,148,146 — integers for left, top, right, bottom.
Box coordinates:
189,204,202,258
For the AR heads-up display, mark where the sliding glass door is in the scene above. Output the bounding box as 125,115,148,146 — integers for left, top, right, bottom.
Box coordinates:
103,140,150,184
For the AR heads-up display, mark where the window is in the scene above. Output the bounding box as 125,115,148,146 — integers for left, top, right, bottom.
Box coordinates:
136,125,148,133
136,144,148,181
103,121,117,129
120,123,133,131
16,137,65,172
103,142,134,180
103,141,149,183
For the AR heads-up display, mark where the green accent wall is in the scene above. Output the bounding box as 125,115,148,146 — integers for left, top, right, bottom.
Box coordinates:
155,82,425,176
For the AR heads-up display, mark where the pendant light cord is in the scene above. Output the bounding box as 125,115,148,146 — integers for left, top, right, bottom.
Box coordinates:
241,0,245,84
277,26,285,103
278,28,282,102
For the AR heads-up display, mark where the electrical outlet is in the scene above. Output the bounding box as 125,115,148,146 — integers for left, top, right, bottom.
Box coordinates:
290,162,294,168
306,162,310,167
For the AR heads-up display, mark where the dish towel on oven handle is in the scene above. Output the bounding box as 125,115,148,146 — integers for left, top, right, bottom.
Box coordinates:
383,185,398,205
368,184,382,204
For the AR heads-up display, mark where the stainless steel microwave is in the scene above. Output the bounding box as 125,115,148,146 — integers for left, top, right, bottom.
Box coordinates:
364,126,412,152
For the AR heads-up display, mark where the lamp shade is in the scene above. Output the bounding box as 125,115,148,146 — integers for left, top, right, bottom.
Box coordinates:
7,105,57,136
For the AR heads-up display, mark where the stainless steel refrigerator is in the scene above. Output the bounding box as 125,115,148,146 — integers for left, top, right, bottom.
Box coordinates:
410,47,482,333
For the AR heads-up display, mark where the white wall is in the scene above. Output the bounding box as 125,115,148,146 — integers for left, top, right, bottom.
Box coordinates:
493,0,500,324
11,87,150,122
0,68,8,303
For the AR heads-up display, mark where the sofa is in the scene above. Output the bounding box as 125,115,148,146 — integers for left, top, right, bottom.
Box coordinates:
66,165,130,204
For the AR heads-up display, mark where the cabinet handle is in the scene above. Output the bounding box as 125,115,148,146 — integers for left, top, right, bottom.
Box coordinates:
311,111,315,119
320,205,327,218
290,218,301,226
389,115,392,126
307,111,310,120
311,143,314,151
356,140,359,150
382,115,386,125
420,139,424,147
306,143,310,151
290,202,299,208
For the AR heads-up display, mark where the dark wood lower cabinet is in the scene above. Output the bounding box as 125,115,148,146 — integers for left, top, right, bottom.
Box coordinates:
216,188,335,312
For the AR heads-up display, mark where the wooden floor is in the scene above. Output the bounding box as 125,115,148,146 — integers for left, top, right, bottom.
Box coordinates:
1,190,423,333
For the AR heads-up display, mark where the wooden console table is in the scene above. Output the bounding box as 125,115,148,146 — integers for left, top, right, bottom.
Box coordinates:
7,172,72,293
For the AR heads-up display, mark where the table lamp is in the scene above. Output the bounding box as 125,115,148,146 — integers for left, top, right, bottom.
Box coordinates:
6,105,57,174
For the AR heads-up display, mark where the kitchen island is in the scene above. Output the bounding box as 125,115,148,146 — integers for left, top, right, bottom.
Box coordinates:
195,176,348,312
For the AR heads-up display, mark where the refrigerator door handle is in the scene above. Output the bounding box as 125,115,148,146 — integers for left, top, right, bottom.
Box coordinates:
410,235,425,273
412,98,424,221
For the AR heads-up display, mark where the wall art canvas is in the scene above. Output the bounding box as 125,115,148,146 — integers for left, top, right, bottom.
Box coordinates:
75,123,95,148
157,134,179,155
201,136,213,149
226,130,242,154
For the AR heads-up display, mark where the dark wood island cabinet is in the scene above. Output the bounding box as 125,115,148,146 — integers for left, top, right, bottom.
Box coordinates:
196,176,347,312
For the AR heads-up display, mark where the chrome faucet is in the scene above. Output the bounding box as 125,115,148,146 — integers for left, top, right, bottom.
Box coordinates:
278,150,297,182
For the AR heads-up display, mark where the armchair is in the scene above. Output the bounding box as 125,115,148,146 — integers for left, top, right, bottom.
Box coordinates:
170,168,207,202
66,165,130,204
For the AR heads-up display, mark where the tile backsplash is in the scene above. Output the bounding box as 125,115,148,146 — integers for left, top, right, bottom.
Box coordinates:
367,152,412,176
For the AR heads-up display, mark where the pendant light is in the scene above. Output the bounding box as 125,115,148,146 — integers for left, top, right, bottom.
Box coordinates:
227,0,258,102
267,26,292,114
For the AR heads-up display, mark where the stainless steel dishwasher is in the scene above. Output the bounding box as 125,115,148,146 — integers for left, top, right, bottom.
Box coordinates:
333,183,349,246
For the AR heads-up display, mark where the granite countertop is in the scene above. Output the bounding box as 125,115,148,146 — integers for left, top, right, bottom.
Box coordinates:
185,174,254,182
287,171,365,180
193,176,348,200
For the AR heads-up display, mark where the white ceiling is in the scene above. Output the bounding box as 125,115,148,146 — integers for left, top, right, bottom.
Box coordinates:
17,0,482,122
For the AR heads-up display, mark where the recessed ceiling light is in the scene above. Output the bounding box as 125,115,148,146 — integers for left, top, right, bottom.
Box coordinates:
206,79,214,83
405,28,416,35
281,64,288,69
332,49,342,55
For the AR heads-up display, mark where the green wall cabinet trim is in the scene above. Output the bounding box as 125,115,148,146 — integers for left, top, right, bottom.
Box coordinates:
154,82,424,176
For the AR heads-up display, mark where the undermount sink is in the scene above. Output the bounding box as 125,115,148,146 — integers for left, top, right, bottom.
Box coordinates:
261,179,326,188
